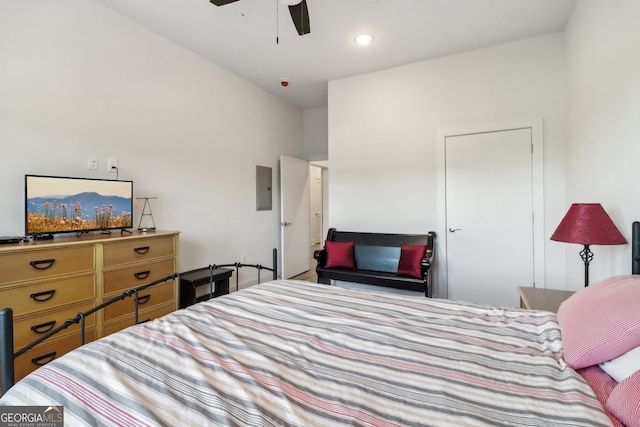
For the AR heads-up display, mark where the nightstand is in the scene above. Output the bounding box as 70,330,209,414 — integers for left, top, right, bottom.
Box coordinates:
517,286,575,313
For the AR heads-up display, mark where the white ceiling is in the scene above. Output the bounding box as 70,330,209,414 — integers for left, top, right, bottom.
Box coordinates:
93,0,577,110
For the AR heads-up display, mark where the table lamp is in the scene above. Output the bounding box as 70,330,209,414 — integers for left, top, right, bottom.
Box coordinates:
551,203,626,287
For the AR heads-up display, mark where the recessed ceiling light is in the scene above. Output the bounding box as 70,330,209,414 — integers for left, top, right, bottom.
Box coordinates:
354,34,373,45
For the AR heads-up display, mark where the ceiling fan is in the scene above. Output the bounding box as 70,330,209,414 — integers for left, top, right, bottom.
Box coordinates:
209,0,310,36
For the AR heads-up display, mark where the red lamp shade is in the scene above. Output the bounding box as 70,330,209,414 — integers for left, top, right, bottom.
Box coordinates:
551,203,626,245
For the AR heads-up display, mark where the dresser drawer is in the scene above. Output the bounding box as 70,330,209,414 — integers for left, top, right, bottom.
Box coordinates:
11,329,96,385
0,274,95,317
103,259,175,294
13,302,95,349
103,236,175,268
103,281,175,322
0,246,94,285
103,302,174,336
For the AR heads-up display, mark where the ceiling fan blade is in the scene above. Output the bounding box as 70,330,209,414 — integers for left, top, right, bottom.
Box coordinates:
209,0,240,6
288,0,310,36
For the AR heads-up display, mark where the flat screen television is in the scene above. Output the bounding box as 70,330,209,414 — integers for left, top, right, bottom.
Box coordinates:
25,175,133,237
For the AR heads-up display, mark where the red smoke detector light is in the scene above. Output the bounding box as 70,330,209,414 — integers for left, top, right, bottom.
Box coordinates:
280,79,290,87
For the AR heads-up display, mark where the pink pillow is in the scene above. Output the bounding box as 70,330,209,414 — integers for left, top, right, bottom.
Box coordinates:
557,275,640,369
324,240,356,269
606,370,640,427
397,244,427,279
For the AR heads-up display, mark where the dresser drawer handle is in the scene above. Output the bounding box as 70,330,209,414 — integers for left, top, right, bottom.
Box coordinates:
133,246,150,255
32,351,57,366
31,320,56,334
30,259,56,270
134,270,151,280
137,294,151,305
30,290,56,302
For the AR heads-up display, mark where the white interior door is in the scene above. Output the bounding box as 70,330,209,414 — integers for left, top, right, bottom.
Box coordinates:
445,128,534,307
280,155,310,279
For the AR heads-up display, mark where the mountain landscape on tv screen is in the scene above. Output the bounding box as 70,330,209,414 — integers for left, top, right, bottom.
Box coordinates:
27,191,132,233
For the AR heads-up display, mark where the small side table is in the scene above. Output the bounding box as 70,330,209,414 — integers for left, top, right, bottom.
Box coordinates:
179,267,233,309
517,286,575,313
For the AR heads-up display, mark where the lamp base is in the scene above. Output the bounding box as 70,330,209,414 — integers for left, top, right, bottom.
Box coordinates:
579,244,593,287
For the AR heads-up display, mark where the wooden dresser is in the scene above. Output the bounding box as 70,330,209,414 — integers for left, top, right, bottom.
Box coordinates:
0,230,179,389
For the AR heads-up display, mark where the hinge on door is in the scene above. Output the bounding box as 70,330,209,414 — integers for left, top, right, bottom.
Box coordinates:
531,143,534,154
532,212,535,222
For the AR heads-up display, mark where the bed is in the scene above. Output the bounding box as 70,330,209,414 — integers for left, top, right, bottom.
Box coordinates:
1,226,639,426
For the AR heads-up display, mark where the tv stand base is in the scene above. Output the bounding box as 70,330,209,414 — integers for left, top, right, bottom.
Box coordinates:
34,234,54,241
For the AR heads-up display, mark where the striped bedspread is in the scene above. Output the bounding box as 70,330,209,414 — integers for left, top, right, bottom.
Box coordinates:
1,280,613,426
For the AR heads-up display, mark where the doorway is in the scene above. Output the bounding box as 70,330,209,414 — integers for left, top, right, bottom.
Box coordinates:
437,120,545,306
310,165,323,245
280,158,329,280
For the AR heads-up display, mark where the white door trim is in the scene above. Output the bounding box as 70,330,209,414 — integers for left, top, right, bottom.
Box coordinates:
435,119,545,299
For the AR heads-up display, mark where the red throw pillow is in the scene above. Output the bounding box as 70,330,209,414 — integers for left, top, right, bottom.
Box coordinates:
397,244,426,279
324,240,356,269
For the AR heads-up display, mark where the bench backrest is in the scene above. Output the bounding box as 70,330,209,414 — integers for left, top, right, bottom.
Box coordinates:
326,229,435,273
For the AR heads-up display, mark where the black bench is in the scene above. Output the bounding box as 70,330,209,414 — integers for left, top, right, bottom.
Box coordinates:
314,228,436,297
178,267,233,309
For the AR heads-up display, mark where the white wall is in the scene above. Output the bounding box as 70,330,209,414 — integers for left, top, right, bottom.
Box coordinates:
564,1,640,285
0,1,302,283
328,34,568,295
302,106,328,161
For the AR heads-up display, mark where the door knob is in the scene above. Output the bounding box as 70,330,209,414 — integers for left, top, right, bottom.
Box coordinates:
281,222,292,227
448,227,462,232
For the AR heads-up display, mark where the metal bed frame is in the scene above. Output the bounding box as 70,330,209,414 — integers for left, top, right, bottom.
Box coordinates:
1,249,278,394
